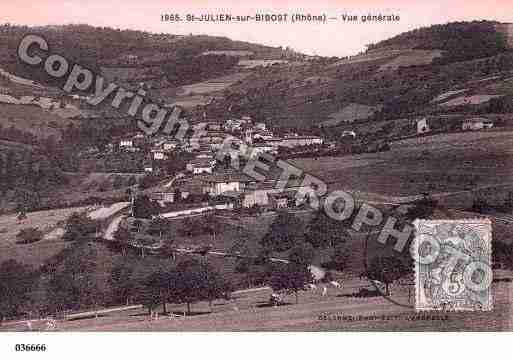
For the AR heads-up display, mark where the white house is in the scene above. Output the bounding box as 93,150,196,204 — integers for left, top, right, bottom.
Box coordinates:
341,130,356,138
186,158,214,174
162,141,178,151
255,122,267,131
416,118,430,134
119,139,134,148
253,131,274,140
279,136,324,148
247,144,274,159
152,150,168,160
462,118,493,131
201,173,252,196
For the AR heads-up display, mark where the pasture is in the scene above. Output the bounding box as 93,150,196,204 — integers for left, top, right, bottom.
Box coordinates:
0,206,90,267
4,276,511,331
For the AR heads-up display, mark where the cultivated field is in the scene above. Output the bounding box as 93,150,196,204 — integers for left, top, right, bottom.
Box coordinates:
176,73,250,96
378,50,442,71
291,130,513,208
439,94,504,107
0,103,75,139
238,60,289,68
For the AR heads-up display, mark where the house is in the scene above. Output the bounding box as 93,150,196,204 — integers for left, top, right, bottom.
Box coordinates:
264,138,284,149
239,179,307,208
205,122,222,131
240,181,277,208
246,144,275,159
462,118,492,131
151,191,176,203
152,150,168,160
279,135,324,148
186,158,214,174
253,130,274,140
255,122,267,131
341,130,356,138
201,173,253,196
268,191,300,209
195,151,214,159
483,120,494,129
162,141,179,151
416,118,430,134
119,139,134,148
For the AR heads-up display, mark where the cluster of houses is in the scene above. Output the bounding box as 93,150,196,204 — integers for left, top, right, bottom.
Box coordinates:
119,112,501,220
111,116,326,217
115,115,324,175
149,170,311,218
415,116,494,135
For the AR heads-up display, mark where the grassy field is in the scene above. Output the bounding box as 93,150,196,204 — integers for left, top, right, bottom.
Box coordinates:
290,130,513,208
0,103,76,139
378,50,442,71
4,276,510,331
0,206,90,267
177,73,250,96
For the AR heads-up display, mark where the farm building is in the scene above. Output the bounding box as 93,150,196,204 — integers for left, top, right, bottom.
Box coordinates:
240,179,308,208
201,173,253,196
416,118,431,134
186,158,215,174
462,118,494,131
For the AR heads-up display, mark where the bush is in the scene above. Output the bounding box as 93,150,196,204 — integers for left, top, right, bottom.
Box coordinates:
16,227,44,244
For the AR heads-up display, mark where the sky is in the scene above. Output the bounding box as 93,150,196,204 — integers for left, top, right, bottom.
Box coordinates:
2,0,512,57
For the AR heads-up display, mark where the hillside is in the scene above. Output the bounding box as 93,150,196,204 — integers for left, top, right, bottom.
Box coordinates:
367,21,509,64
0,24,292,91
2,21,512,134
206,21,513,131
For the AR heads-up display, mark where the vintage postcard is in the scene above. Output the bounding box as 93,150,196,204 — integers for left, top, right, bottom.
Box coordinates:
0,0,513,342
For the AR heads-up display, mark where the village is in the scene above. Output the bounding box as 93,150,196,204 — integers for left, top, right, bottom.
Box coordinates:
2,19,513,336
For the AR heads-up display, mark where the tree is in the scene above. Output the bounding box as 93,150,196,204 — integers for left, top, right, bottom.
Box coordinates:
261,211,303,252
161,240,177,261
127,176,137,187
62,212,98,242
113,226,133,256
139,270,173,315
112,175,124,189
288,242,315,265
203,214,222,236
327,242,349,271
147,217,171,238
109,256,137,305
132,219,143,233
0,260,35,320
367,256,409,296
268,263,313,304
174,259,232,314
133,195,159,219
46,243,104,314
16,227,43,244
305,210,351,249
